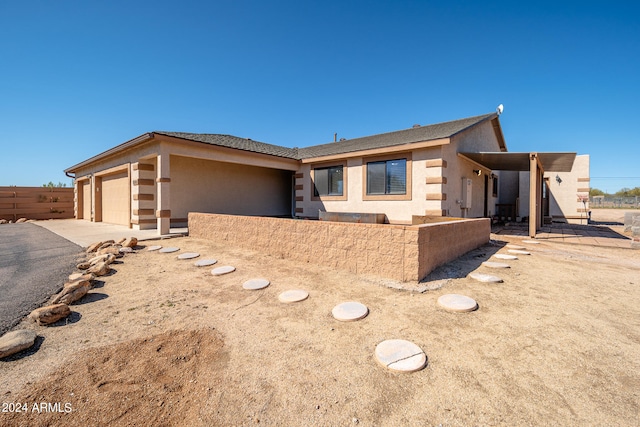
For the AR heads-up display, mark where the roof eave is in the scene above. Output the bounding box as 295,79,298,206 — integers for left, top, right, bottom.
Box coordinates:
64,132,155,174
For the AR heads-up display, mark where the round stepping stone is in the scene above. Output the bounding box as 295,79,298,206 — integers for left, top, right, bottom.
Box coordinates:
177,252,200,260
119,247,133,253
194,259,217,267
508,249,531,255
482,261,511,269
147,245,162,251
243,278,270,290
437,294,478,312
375,339,427,373
278,290,309,303
331,301,369,321
159,247,180,253
494,254,518,260
211,266,236,276
506,244,526,250
469,272,503,283
522,239,540,244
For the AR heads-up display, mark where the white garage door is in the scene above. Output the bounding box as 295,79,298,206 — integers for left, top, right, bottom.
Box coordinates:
101,171,129,225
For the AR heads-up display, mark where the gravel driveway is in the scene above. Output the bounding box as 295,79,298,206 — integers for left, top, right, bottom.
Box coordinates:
0,223,81,335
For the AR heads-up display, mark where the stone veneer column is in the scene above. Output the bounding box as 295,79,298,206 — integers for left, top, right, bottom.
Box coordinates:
156,152,171,235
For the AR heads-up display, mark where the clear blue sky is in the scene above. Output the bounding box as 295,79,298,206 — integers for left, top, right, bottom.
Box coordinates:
1,0,638,193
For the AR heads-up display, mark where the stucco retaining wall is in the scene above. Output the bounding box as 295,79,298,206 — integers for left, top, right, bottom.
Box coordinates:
188,213,490,281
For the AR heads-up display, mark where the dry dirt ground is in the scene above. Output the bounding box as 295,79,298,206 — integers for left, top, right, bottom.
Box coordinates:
1,210,639,426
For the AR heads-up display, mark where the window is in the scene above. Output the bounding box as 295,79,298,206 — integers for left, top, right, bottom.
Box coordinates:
366,159,407,195
313,165,344,196
492,176,498,197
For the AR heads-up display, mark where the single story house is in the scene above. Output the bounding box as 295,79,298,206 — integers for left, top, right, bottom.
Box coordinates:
64,112,589,238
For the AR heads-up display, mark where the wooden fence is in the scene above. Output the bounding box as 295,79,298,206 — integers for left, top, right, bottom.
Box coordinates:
0,186,75,221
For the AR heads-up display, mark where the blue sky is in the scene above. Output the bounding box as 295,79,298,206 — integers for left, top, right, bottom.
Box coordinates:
1,0,638,193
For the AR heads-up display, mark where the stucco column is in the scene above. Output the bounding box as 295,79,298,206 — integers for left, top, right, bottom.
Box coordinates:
529,153,538,238
156,152,171,235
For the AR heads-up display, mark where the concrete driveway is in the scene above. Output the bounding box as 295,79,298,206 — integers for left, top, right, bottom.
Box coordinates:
0,223,82,335
33,219,187,247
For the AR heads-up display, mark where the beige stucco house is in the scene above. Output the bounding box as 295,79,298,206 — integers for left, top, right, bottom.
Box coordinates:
64,112,588,237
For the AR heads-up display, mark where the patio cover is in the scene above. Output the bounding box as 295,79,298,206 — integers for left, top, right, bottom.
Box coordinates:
459,152,577,237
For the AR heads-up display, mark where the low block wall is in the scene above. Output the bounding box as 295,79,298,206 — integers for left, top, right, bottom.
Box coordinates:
188,213,490,282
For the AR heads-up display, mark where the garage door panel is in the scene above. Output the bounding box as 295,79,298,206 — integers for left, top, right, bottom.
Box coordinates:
101,171,129,225
81,181,91,220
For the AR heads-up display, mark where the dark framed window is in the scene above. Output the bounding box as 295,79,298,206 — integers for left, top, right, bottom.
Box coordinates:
366,159,407,195
313,165,344,196
492,176,498,197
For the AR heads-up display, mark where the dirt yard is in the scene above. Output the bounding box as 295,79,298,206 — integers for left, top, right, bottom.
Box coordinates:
1,217,639,426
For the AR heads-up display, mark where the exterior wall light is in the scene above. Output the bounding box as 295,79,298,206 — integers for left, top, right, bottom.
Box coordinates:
473,169,482,176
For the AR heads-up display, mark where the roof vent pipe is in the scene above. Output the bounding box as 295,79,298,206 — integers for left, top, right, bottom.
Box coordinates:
334,133,337,142
413,124,421,128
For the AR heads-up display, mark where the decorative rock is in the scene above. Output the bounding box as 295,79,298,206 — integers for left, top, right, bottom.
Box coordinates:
119,247,133,253
278,290,309,303
211,266,236,276
147,245,162,251
508,249,531,255
469,272,503,283
243,279,270,290
97,246,122,258
437,294,478,312
16,217,28,223
86,241,103,253
97,241,115,251
332,302,369,321
0,219,8,225
76,262,91,270
494,254,518,260
177,252,200,260
482,261,510,269
507,244,526,250
375,339,427,372
87,261,111,277
159,247,180,253
52,280,90,305
89,253,116,266
0,330,37,359
116,238,126,244
28,303,71,325
122,237,138,248
194,259,217,267
66,273,94,285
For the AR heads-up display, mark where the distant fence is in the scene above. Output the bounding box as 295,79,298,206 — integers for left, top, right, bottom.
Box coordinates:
590,196,640,209
0,187,74,221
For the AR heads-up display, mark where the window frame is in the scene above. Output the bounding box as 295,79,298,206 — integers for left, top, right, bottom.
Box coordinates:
310,161,347,201
362,153,412,201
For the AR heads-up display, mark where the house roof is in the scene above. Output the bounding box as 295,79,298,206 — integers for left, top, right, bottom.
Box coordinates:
154,132,299,159
65,112,501,173
297,113,498,159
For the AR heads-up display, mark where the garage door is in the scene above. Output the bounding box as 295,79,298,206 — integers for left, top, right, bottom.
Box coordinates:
81,180,91,220
101,171,129,225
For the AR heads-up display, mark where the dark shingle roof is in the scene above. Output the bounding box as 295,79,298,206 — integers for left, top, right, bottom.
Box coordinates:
153,132,299,159
297,113,497,159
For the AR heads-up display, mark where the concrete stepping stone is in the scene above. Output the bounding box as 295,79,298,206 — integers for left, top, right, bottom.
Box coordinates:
506,244,526,250
211,266,236,276
375,339,427,373
522,239,540,244
278,290,309,303
437,294,478,312
0,330,37,359
159,247,180,253
177,252,200,260
469,272,503,283
331,301,369,321
494,254,518,260
482,261,510,268
195,259,217,267
243,278,270,290
508,249,531,255
147,245,162,251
